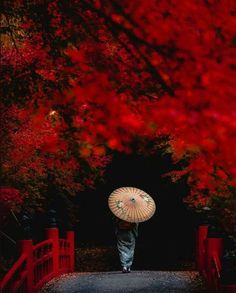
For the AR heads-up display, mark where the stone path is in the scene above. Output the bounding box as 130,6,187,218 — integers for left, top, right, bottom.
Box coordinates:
40,270,205,293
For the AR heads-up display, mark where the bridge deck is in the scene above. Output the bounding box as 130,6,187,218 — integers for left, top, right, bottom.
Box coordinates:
40,270,205,292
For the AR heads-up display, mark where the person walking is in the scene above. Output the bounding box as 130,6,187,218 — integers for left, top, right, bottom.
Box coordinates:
115,218,139,273
108,187,156,273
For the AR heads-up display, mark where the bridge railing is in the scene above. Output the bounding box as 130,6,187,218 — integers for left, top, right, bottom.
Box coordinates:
196,225,236,292
0,228,74,293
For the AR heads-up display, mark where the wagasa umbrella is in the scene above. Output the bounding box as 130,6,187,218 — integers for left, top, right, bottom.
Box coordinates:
108,186,156,223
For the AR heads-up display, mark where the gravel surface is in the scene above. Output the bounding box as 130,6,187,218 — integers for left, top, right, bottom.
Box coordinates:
40,271,205,293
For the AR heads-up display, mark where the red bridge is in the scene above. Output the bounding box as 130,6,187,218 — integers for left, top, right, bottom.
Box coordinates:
0,226,235,292
0,228,74,293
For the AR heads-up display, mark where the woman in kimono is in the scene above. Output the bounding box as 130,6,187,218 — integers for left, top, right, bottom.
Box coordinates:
115,218,139,273
108,187,156,273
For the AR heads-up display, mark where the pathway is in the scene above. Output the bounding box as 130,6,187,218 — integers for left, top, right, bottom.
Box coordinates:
40,270,205,292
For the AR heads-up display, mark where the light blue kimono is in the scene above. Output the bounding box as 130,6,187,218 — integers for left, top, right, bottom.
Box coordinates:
116,223,139,268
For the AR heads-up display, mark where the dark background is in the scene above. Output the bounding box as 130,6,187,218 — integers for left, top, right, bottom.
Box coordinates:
76,151,197,270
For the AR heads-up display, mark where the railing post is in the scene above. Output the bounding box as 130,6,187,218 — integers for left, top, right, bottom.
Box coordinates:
196,225,208,276
66,231,75,272
205,237,224,292
46,228,59,277
19,239,35,293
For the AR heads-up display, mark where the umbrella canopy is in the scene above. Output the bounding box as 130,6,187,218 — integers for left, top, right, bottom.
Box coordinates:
108,187,156,223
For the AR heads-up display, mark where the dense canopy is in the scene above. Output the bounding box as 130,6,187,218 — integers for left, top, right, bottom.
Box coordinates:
1,0,236,231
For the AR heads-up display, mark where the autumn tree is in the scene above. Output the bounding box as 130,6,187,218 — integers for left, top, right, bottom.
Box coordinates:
1,0,236,232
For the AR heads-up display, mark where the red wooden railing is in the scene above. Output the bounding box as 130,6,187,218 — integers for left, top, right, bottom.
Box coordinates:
0,228,74,293
196,225,236,293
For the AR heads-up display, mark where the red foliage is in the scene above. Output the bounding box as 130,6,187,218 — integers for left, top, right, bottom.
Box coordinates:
0,187,23,215
1,0,236,219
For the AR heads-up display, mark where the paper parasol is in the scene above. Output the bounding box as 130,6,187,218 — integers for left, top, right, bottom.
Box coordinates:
108,187,156,223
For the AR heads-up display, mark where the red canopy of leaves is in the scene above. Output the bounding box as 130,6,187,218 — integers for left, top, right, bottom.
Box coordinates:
1,0,236,219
